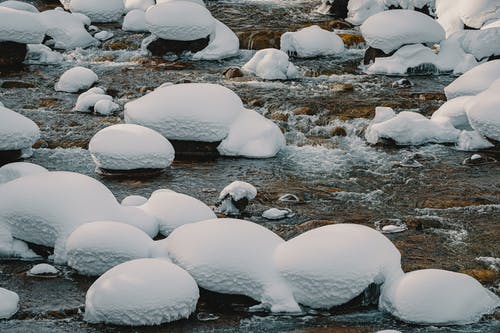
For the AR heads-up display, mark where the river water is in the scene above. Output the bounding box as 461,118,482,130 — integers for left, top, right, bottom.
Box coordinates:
0,0,499,332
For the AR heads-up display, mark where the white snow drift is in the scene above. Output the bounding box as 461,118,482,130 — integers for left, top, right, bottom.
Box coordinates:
0,162,48,184
166,219,301,312
0,7,45,44
124,0,155,12
444,60,500,99
0,171,159,263
89,124,175,171
0,105,40,153
280,25,344,58
139,190,216,236
193,19,239,61
275,224,403,309
70,0,124,23
66,221,154,275
122,9,148,32
125,83,243,142
0,288,19,319
55,67,98,93
380,269,500,325
85,258,199,326
242,48,300,80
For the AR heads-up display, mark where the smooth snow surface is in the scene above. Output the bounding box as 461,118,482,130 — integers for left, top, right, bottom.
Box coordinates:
444,60,500,99
360,10,445,53
242,48,300,80
193,19,239,60
281,25,344,58
122,9,148,32
431,96,473,130
0,162,48,184
85,259,199,325
121,195,148,206
28,263,59,275
459,0,500,29
365,108,460,145
89,124,175,171
124,0,154,12
93,99,120,116
25,44,64,65
0,288,19,319
0,171,159,263
456,130,494,151
55,67,98,93
74,88,113,113
218,109,286,158
367,44,438,75
275,224,403,309
465,79,500,141
39,9,98,50
166,219,301,312
0,105,40,151
70,0,124,23
140,190,216,236
145,2,215,40
0,1,38,13
0,7,45,44
346,0,386,26
379,269,500,325
66,221,154,275
125,83,243,142
219,181,257,201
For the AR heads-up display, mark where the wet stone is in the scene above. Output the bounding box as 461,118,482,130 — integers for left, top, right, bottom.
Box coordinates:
320,0,349,19
0,41,27,68
0,150,23,165
330,126,347,137
223,67,244,79
146,36,210,56
1,81,37,89
169,140,221,160
237,30,283,50
96,167,166,179
363,47,393,65
338,33,365,47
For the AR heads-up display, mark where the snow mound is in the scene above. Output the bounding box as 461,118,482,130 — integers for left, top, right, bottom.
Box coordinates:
74,88,113,113
125,83,243,142
0,1,38,13
121,195,148,206
0,224,39,259
25,44,64,65
167,219,301,312
242,48,300,80
430,96,473,130
435,0,463,37
89,124,175,171
0,7,45,44
444,60,500,99
459,0,500,29
455,28,500,60
55,67,98,93
140,190,216,236
157,0,206,6
456,130,494,151
85,258,198,325
366,44,438,75
70,0,124,23
66,221,154,276
0,288,19,319
465,79,500,142
346,0,386,26
192,19,239,60
0,171,159,263
145,2,215,41
365,108,460,145
124,0,154,12
280,25,344,58
380,269,500,325
219,181,257,202
122,9,148,32
29,263,59,275
275,224,403,309
0,162,48,184
360,10,445,53
218,109,286,158
39,9,98,50
0,105,40,152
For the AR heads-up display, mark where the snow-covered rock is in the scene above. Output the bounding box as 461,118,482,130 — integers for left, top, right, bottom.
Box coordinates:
39,9,98,50
28,263,59,276
366,44,438,75
275,224,403,309
458,0,500,29
380,269,500,325
346,0,386,26
0,162,48,184
25,44,64,65
366,108,460,145
0,105,40,153
124,0,155,12
360,10,445,54
94,31,114,41
0,171,159,263
89,124,175,172
122,9,148,32
430,96,473,130
218,109,286,158
157,0,206,5
93,99,120,116
281,25,344,58
0,1,38,13
0,288,19,319
70,0,124,23
456,130,495,151
192,19,239,61
121,195,148,206
145,2,215,41
435,0,464,37
216,181,257,216
125,83,243,142
444,60,500,99
242,48,300,80
55,67,98,93
464,79,500,142
166,219,300,312
66,221,154,275
85,258,199,325
0,225,39,259
140,190,216,236
74,88,113,113
455,28,500,61
0,7,45,44
262,208,294,220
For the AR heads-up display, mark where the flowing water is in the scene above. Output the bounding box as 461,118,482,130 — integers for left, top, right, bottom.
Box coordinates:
0,0,499,332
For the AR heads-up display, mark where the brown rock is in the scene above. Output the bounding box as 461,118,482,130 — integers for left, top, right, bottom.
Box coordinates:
330,83,354,92
146,36,210,56
0,41,27,67
103,40,137,51
320,0,349,18
338,33,365,47
412,92,447,101
223,67,244,79
293,107,313,115
271,113,289,122
330,126,347,137
322,20,353,30
460,269,498,284
363,46,392,65
1,81,36,88
237,30,283,50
